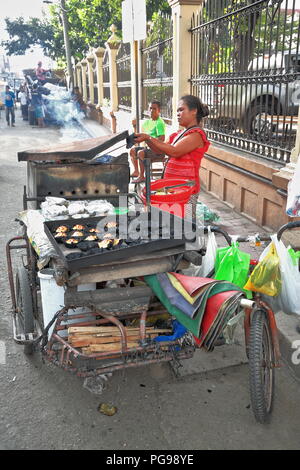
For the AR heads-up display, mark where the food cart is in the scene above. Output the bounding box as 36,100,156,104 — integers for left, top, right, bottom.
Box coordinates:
5,130,286,424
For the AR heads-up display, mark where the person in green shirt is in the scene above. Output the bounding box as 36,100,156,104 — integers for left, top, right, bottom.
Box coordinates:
130,100,166,182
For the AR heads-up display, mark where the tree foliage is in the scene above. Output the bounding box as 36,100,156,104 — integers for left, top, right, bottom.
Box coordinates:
1,0,171,62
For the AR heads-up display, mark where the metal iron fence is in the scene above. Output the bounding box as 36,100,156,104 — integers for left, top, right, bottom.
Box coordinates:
116,43,132,111
103,50,111,102
141,14,173,121
190,0,300,164
85,65,90,101
93,58,98,104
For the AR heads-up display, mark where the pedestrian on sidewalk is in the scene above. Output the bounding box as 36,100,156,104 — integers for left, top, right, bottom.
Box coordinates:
5,85,16,127
30,83,46,128
19,86,29,121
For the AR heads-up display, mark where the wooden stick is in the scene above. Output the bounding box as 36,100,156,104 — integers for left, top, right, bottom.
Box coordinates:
69,335,149,347
68,327,172,336
83,342,140,353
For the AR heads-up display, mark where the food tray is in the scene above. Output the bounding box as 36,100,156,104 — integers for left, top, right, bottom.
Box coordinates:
43,209,193,271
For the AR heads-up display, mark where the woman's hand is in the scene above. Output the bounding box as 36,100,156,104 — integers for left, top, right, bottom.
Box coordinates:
133,133,150,144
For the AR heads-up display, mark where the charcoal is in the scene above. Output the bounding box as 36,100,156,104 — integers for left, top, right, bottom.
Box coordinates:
86,247,103,256
66,252,83,260
77,241,97,251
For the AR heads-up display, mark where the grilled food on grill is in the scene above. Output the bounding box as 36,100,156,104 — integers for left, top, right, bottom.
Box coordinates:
72,224,85,230
71,231,84,237
88,228,100,233
105,221,118,229
54,232,68,239
113,238,122,247
65,238,79,245
56,225,68,233
98,239,112,249
84,235,98,241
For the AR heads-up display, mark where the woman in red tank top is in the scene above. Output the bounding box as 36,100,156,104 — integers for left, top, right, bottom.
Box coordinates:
133,95,210,193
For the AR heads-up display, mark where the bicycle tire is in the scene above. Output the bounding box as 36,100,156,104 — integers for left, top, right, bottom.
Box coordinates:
249,308,275,423
16,266,35,355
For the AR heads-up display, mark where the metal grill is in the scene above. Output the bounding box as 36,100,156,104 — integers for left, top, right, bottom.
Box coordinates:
141,14,173,121
190,0,300,164
117,43,132,111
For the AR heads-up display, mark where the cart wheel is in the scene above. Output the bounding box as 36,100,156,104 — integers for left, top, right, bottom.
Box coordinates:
15,266,35,355
249,308,275,423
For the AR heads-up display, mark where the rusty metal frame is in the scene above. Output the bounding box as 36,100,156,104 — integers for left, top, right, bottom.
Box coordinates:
42,306,195,377
6,236,30,311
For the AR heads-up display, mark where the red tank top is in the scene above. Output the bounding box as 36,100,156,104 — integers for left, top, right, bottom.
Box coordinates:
164,127,210,193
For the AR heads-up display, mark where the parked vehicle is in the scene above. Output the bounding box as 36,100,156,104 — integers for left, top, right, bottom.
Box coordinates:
206,50,300,139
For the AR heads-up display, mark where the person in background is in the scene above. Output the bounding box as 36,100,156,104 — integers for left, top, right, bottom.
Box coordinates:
31,83,45,128
19,86,29,121
133,94,210,204
72,86,87,115
5,85,15,127
36,61,50,85
130,100,166,183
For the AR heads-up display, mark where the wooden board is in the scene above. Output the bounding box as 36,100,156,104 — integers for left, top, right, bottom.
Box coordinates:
67,257,189,286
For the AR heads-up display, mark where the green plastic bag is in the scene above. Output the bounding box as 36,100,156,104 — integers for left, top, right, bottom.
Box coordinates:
214,242,251,295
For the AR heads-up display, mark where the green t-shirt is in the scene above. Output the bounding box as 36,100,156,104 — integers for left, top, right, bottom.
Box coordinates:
142,116,165,138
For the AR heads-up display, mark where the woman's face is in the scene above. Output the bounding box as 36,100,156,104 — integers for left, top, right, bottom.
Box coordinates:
177,100,197,127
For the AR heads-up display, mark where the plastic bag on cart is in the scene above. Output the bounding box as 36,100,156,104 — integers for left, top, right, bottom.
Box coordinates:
244,238,281,296
214,241,251,292
18,210,57,269
286,155,300,217
195,226,217,277
270,235,300,314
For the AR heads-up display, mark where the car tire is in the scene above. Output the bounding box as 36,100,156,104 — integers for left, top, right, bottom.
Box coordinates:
244,99,278,141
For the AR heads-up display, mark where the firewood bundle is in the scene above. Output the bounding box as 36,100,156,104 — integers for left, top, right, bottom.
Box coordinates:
68,326,172,355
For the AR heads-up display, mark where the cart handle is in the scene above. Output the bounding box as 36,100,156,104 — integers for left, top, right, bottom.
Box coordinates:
276,221,300,241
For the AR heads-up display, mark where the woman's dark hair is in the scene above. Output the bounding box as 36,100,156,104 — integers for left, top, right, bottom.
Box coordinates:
180,94,209,124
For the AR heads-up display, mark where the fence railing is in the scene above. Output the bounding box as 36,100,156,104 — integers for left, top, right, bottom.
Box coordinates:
103,50,111,102
190,0,300,164
92,58,98,104
141,14,173,121
116,43,132,111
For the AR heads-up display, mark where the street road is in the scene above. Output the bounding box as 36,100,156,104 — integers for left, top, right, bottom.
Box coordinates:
0,110,300,451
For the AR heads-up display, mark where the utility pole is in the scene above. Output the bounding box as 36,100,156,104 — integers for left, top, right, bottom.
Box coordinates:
60,0,73,89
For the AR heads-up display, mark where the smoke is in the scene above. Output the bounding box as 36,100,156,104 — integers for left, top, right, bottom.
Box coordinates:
41,83,89,141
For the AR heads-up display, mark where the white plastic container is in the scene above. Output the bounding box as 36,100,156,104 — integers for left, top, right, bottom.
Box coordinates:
38,269,97,337
38,268,65,337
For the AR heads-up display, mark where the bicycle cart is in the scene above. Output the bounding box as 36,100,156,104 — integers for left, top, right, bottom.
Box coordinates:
6,130,298,424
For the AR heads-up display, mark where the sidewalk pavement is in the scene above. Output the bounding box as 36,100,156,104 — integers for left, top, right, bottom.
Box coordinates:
82,118,300,380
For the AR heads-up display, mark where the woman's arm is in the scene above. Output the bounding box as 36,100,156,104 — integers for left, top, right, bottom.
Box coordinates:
134,132,203,158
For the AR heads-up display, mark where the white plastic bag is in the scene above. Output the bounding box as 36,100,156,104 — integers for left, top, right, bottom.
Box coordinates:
286,155,300,217
262,234,300,315
195,226,218,277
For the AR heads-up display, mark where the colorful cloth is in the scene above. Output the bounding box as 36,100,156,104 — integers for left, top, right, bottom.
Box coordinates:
145,273,243,343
